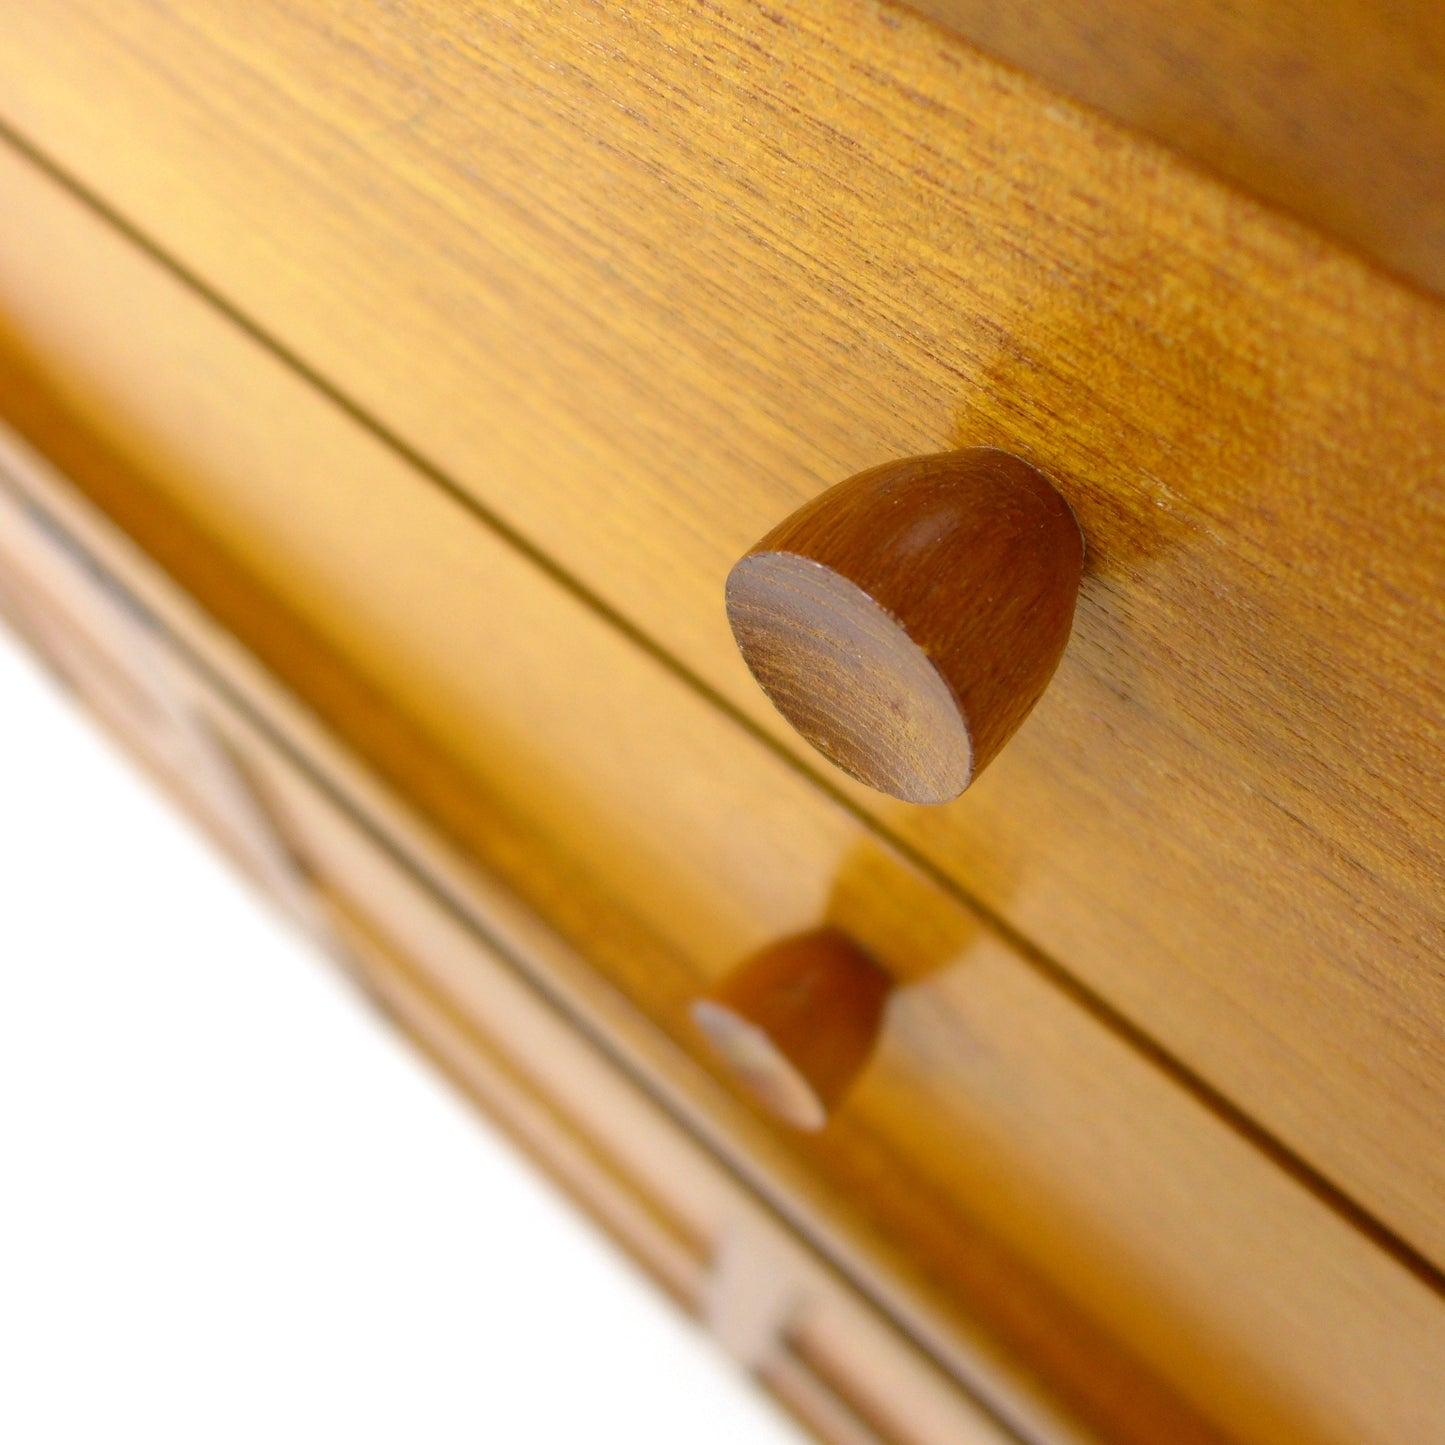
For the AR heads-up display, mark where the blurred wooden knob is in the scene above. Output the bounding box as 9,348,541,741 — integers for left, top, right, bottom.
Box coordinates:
691,927,891,1130
726,448,1083,804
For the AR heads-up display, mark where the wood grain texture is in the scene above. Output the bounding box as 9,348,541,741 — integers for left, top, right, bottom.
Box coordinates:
3,0,1443,1266
728,450,1082,802
2,133,1445,1445
904,0,1445,298
0,143,1205,1445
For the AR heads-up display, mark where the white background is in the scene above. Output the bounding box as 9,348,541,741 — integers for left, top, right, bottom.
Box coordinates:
0,625,805,1444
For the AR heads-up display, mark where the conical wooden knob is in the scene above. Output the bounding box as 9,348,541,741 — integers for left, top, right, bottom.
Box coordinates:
691,927,892,1130
726,448,1083,804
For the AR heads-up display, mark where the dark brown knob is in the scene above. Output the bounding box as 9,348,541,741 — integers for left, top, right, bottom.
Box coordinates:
691,927,891,1130
726,448,1083,804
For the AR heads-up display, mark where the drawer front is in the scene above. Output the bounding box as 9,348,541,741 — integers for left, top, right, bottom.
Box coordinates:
3,0,1444,1267
3,134,1445,1445
220,717,1024,1445
0,437,1014,1445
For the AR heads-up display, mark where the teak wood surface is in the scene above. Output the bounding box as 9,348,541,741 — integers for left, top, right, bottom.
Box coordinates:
906,0,1445,298
231,740,1019,1445
0,466,1015,1445
3,0,1442,1270
3,133,1445,1445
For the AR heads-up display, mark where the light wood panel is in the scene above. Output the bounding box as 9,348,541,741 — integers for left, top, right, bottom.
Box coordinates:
3,134,1445,1445
230,727,1020,1445
0,148,1206,1445
252,696,1445,1445
2,0,1442,1268
905,0,1445,296
0,472,1011,1445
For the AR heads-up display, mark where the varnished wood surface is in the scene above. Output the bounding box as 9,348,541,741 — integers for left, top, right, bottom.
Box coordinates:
3,0,1442,1267
234,734,1019,1445
905,0,1445,297
2,135,1445,1445
0,148,1207,1445
0,478,1014,1445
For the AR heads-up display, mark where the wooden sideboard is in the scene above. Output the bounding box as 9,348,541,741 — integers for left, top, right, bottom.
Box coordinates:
1,4,1442,1441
